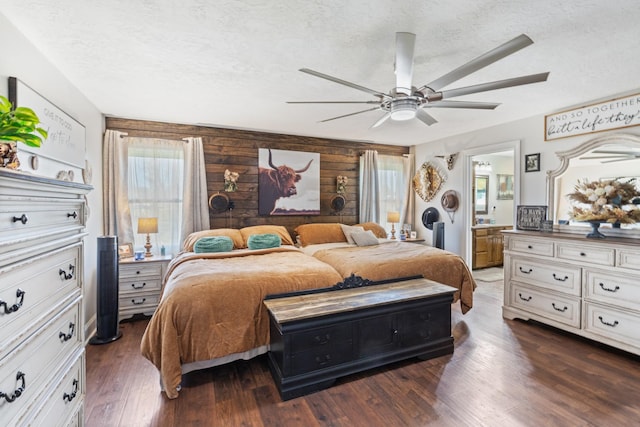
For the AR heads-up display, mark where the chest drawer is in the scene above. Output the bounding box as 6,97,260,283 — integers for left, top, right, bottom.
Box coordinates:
119,277,162,294
617,248,640,271
1,244,81,359
510,283,581,328
507,237,554,257
509,257,582,296
28,350,84,427
289,324,352,354
398,305,451,346
584,302,640,348
556,243,614,266
119,293,162,311
0,298,81,426
119,262,163,279
584,269,640,311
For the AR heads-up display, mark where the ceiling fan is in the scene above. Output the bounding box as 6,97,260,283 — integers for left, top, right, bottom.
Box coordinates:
289,33,550,128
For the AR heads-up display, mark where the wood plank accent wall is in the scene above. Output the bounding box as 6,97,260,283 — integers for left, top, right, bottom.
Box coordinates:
105,118,409,234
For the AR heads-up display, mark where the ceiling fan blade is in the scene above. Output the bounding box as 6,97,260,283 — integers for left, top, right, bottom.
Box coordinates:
287,101,380,104
424,100,500,110
601,157,636,163
432,72,549,100
416,109,438,126
299,68,388,98
422,34,534,91
395,32,416,95
592,150,640,155
319,107,381,123
371,113,391,128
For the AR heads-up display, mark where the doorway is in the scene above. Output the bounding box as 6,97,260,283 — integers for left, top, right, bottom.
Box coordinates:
462,141,520,270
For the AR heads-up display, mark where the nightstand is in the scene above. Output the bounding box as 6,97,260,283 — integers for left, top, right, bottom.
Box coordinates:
118,255,172,321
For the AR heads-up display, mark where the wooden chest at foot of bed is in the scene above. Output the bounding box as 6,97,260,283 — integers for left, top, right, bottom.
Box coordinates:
264,277,457,401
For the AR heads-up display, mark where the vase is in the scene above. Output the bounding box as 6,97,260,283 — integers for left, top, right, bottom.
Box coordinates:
586,221,606,239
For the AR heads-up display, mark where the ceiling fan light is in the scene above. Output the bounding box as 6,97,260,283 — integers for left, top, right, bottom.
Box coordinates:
390,99,417,121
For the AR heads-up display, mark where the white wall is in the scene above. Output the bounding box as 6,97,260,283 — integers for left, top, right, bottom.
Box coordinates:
413,100,640,262
0,13,104,339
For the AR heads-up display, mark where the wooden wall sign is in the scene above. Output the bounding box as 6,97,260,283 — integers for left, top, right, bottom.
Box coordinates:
545,92,640,141
9,77,86,168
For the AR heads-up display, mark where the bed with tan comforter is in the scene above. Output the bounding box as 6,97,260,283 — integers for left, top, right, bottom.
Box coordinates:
140,246,343,399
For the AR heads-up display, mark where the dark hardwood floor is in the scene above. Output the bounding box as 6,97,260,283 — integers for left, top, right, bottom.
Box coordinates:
85,278,640,426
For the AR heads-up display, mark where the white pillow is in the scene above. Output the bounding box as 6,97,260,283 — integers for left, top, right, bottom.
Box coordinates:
350,230,379,247
340,224,365,244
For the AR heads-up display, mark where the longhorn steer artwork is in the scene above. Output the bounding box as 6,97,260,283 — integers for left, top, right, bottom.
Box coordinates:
258,148,320,215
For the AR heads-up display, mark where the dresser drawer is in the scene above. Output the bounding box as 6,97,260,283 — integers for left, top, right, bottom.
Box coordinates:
584,302,640,348
119,262,163,279
119,277,162,294
289,324,353,354
289,340,354,376
0,298,82,427
584,269,640,311
119,293,161,311
556,243,614,266
1,245,82,359
509,257,582,296
28,351,84,427
510,284,581,327
617,248,640,271
507,236,554,257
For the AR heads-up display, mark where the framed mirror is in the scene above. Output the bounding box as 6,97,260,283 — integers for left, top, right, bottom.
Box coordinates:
475,175,489,215
547,133,640,238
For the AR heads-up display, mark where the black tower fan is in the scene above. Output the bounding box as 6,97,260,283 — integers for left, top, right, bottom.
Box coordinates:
89,236,123,344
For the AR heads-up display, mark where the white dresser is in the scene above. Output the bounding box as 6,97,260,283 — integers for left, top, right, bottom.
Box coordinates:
0,170,91,426
118,255,171,321
502,230,640,355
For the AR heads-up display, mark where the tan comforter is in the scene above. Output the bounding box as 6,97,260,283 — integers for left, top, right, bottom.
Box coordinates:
140,247,343,399
310,242,477,314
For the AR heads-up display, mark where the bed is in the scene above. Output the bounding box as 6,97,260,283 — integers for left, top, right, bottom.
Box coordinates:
295,222,476,314
140,226,344,399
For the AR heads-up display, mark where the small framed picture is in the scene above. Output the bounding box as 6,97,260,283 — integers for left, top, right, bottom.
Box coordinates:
118,243,133,259
525,153,541,172
410,231,417,239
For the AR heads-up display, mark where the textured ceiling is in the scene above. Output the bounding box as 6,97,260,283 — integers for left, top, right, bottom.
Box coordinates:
1,0,639,146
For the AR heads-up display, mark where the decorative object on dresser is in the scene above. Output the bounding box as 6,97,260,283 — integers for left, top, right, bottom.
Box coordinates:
387,211,400,239
502,230,640,356
118,255,171,321
89,236,122,345
264,276,457,400
0,94,47,170
516,205,547,231
137,217,158,257
0,169,91,426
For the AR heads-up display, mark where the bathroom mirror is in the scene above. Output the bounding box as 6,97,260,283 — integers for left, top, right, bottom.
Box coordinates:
474,175,489,215
547,133,640,238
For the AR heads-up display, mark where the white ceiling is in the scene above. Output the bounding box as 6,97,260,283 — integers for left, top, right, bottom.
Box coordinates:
1,0,639,146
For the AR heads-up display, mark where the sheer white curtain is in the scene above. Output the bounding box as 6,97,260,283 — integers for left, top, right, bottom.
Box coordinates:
103,129,134,244
378,154,411,230
181,137,210,242
359,150,379,223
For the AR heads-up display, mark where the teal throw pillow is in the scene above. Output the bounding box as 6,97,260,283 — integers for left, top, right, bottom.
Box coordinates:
247,233,282,250
194,236,234,253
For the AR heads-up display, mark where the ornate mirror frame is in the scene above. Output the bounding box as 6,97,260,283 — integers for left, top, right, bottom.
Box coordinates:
546,132,640,238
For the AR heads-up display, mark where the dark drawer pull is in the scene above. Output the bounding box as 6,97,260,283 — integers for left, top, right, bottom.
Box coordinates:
519,267,533,274
132,298,146,305
599,283,620,293
1,371,26,403
314,334,330,345
552,303,568,313
315,355,331,367
59,264,75,280
67,211,78,219
63,379,79,403
518,293,532,302
131,282,146,290
598,316,619,327
553,273,569,282
527,245,533,249
59,322,76,342
580,252,586,256
1,288,26,314
12,214,28,224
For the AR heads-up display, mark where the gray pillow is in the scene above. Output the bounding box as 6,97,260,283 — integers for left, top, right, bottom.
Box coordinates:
350,230,379,247
340,224,365,244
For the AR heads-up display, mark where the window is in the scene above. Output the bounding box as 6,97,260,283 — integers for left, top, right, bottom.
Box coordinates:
127,139,184,256
378,154,408,229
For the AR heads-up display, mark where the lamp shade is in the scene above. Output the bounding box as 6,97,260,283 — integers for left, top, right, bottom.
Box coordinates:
387,211,400,223
138,217,158,234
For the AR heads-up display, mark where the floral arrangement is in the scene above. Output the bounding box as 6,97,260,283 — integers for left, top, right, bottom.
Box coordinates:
567,178,640,223
337,175,348,194
224,169,239,192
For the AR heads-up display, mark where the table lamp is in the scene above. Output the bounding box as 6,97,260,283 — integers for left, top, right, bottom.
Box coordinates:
387,211,400,239
138,217,158,257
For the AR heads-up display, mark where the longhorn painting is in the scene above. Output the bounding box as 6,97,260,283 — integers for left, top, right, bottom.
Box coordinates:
258,148,320,215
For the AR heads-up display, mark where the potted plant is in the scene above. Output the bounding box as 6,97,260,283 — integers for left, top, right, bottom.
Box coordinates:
0,95,48,169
